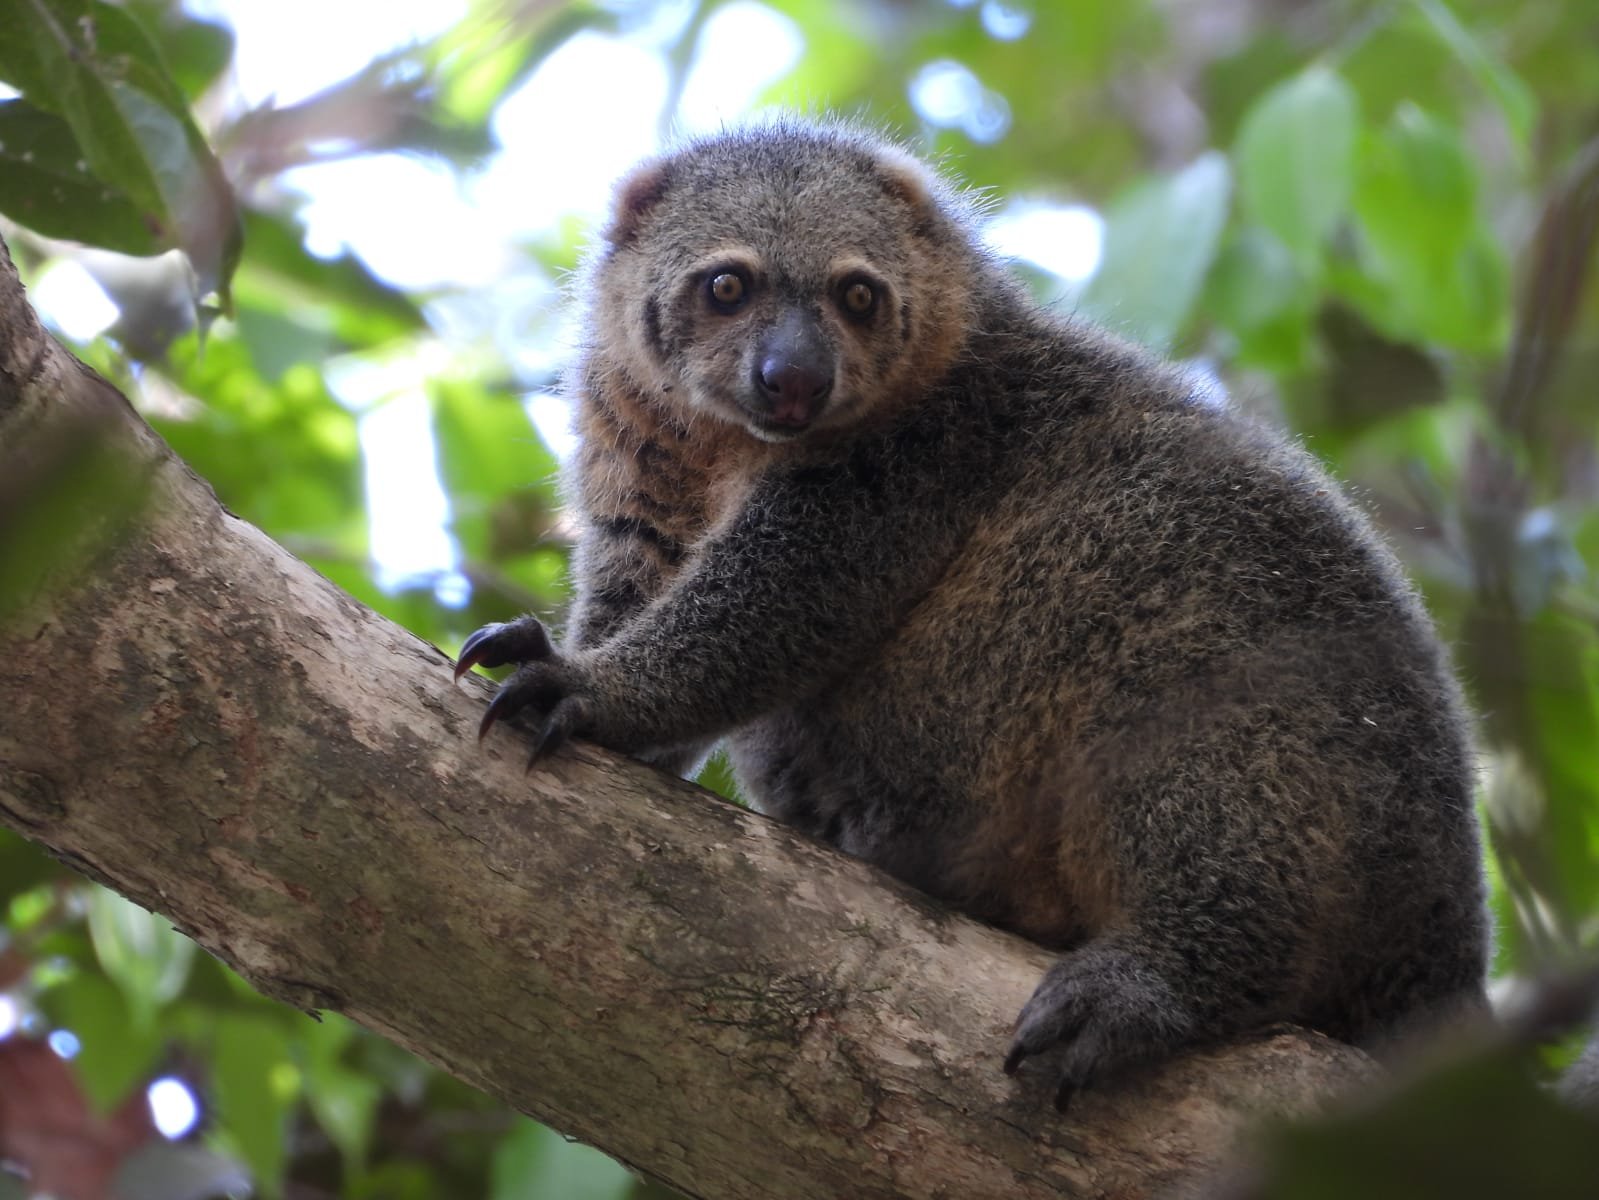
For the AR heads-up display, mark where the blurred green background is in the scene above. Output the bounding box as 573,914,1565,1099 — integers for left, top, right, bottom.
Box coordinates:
1,0,1597,1196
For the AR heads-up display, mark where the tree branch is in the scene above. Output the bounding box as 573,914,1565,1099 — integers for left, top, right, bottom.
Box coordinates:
0,233,1374,1200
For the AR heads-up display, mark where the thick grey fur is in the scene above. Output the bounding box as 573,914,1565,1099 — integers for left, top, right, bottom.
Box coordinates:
459,118,1491,1107
1559,1035,1599,1110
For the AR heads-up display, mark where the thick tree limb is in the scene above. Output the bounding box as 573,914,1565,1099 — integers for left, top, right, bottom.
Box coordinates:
0,234,1375,1200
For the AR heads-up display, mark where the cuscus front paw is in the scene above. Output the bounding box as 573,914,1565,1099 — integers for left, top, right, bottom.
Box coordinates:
1003,941,1191,1113
453,617,594,769
453,616,557,680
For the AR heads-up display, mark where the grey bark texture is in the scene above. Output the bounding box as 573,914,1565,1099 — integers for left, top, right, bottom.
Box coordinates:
0,232,1376,1200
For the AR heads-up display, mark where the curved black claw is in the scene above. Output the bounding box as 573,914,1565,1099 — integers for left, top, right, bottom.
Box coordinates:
1054,1080,1077,1113
455,624,506,680
1002,1047,1026,1077
453,618,555,681
525,697,588,771
477,685,530,742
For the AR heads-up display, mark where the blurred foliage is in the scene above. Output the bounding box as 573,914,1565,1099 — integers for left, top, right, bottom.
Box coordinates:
2,0,1598,1196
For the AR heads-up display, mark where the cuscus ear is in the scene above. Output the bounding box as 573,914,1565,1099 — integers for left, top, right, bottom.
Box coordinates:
602,158,672,247
869,143,947,237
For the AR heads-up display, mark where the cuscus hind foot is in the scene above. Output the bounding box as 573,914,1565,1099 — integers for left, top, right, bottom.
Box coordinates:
1004,939,1193,1112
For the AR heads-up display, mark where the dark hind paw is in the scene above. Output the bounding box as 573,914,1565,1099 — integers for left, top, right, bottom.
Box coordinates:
1005,940,1192,1111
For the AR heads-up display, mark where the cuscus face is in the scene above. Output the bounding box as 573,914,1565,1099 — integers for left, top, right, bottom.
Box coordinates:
591,124,978,442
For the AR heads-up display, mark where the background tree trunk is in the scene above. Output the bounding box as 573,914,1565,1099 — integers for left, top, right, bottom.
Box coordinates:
0,233,1375,1200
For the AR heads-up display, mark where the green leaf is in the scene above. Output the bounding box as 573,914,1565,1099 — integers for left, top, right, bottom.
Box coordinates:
301,1014,381,1168
1346,103,1506,351
212,1014,296,1198
1202,226,1316,371
49,970,161,1111
0,100,163,253
1413,0,1536,153
1522,611,1599,922
0,0,240,301
1356,105,1476,258
1253,1040,1599,1198
1204,226,1309,335
148,334,365,547
0,0,158,207
1235,65,1358,267
432,379,558,564
86,887,195,1028
123,2,235,102
0,829,64,899
348,1162,436,1200
490,1118,632,1200
435,5,613,128
238,210,427,349
1080,150,1231,351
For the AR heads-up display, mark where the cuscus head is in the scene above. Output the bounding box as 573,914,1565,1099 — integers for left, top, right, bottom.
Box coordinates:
588,119,984,442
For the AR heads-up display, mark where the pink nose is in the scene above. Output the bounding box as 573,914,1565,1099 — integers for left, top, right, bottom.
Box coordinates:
758,359,833,425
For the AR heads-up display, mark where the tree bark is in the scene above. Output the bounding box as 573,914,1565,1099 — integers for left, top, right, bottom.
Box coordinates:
0,233,1376,1200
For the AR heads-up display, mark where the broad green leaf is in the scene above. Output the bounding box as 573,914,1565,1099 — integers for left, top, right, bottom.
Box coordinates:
1204,226,1309,335
1251,1040,1599,1197
86,887,195,1027
0,0,240,300
1235,66,1358,267
432,379,558,563
212,1014,296,1198
149,334,365,547
1522,611,1599,923
90,3,240,299
490,1117,632,1200
48,970,161,1111
7,886,57,934
348,1162,435,1200
1576,511,1599,579
1473,606,1599,947
237,210,427,349
0,100,163,254
233,306,339,384
1203,226,1316,371
1080,150,1231,351
1348,104,1506,350
1414,0,1536,153
1356,105,1476,259
1338,399,1473,504
1341,19,1459,127
0,829,63,899
123,2,235,102
436,5,615,127
301,1013,381,1168
0,0,163,211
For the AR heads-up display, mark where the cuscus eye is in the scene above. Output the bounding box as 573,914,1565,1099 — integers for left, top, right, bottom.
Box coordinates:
708,271,747,311
840,279,877,318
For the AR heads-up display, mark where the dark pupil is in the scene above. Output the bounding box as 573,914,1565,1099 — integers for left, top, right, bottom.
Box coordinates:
849,284,872,310
713,274,741,301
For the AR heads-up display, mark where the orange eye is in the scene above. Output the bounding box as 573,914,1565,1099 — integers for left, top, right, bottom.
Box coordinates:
842,280,875,316
709,272,746,308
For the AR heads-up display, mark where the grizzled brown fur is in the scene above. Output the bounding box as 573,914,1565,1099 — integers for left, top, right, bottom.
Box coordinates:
456,119,1490,1106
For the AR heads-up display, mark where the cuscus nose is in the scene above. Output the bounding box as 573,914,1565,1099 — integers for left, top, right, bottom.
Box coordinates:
753,310,834,428
758,358,833,424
